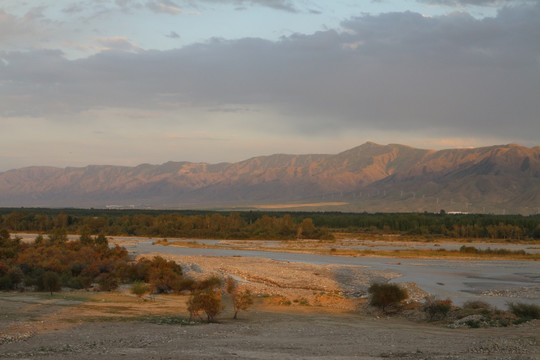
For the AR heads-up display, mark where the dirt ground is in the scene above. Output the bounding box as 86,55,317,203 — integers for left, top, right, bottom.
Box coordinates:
0,291,539,360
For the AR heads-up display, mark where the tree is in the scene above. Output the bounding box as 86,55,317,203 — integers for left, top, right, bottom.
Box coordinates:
225,276,253,319
48,228,67,244
40,271,61,295
197,275,222,291
79,226,94,246
368,282,408,313
94,234,109,247
187,289,223,323
232,289,253,320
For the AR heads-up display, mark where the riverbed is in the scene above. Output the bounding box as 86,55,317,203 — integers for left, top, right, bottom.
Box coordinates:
14,233,540,308
121,238,540,308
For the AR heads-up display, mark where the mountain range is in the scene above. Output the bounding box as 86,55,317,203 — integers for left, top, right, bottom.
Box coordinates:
1,142,539,214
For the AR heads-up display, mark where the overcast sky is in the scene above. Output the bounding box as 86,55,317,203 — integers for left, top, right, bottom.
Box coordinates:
1,0,539,171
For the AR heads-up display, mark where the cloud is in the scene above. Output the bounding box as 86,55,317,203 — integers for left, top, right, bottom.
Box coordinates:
199,0,298,12
166,31,180,38
417,0,538,6
146,0,183,14
95,37,143,52
1,4,539,145
0,10,39,44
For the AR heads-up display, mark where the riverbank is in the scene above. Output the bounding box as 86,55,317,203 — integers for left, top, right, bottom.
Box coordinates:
153,238,540,260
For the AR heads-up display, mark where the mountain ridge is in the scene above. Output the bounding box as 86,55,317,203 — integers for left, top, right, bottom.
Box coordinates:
1,142,539,214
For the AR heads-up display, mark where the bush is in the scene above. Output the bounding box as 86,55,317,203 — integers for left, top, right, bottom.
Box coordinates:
38,271,61,295
508,302,540,321
368,282,408,313
96,273,118,291
423,296,452,320
463,300,492,315
176,277,197,293
187,289,223,323
131,281,150,298
232,288,254,319
197,276,223,291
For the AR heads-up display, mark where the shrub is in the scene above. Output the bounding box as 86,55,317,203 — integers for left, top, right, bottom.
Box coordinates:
463,300,492,315
131,281,150,298
423,296,452,320
508,302,540,321
176,277,197,293
225,277,254,319
197,276,223,291
187,289,223,323
232,289,254,319
96,273,118,291
368,282,408,313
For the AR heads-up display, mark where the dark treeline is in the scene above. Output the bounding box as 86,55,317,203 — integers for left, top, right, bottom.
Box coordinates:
0,209,332,240
307,212,540,240
0,208,539,240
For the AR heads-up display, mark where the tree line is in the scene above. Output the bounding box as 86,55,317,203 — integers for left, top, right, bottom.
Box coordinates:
0,208,539,240
0,210,333,240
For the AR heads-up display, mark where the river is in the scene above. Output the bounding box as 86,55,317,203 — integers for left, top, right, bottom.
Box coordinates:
125,238,540,308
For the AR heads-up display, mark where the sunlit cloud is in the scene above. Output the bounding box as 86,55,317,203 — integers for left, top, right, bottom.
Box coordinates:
146,0,183,14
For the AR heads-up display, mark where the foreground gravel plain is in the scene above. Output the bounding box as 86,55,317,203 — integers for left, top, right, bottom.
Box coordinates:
1,297,539,360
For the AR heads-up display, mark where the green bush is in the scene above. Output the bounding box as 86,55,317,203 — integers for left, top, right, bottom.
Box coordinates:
131,281,150,298
463,300,492,315
368,282,408,313
508,302,540,321
38,271,61,295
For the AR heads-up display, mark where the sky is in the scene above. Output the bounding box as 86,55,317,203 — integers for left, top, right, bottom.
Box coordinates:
1,0,539,171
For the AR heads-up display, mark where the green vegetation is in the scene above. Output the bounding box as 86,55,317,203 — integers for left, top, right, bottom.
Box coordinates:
187,289,224,323
39,271,61,295
423,296,453,321
226,276,254,319
1,208,539,241
507,302,540,322
0,209,333,240
0,229,129,292
131,281,150,299
368,282,409,313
